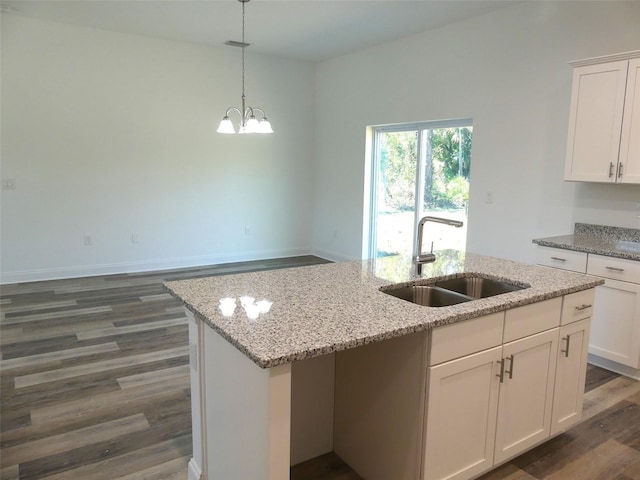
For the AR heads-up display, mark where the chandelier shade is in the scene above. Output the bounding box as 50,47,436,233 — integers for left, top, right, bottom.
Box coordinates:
217,0,273,135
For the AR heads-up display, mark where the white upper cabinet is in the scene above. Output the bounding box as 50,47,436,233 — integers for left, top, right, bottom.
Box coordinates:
564,51,640,184
619,58,640,183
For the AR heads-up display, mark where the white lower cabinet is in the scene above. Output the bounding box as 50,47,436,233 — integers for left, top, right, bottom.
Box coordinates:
589,275,640,368
424,330,559,480
423,292,593,480
493,329,558,464
335,291,594,480
551,319,591,436
423,347,502,480
536,246,640,375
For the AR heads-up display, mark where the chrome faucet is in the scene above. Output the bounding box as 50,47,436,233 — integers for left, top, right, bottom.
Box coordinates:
415,216,464,274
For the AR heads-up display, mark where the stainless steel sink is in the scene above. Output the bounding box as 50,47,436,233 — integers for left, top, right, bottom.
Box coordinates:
434,276,526,299
381,285,473,307
380,275,528,307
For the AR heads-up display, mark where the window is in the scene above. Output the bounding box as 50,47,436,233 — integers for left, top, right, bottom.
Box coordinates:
367,119,472,260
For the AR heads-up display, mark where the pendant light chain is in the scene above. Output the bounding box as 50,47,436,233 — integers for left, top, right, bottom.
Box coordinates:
241,0,245,107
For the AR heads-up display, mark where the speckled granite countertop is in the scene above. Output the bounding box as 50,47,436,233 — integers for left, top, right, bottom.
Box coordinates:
165,251,602,369
533,223,640,261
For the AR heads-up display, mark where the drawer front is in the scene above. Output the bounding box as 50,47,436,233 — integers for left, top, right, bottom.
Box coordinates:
587,254,640,284
429,312,504,365
561,289,595,325
504,297,562,343
536,246,587,273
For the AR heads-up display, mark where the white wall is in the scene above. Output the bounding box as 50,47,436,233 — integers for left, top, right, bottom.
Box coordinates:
1,15,316,283
313,1,640,264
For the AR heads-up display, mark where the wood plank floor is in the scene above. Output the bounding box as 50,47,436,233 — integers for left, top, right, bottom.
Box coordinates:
2,255,640,479
0,256,330,480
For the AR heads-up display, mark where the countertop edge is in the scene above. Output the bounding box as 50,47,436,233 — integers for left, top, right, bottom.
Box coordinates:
532,236,640,262
168,277,604,369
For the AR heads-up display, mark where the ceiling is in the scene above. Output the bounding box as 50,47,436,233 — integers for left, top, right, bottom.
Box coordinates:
0,0,520,61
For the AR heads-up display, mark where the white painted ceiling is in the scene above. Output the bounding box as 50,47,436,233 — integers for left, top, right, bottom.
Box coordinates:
1,0,520,61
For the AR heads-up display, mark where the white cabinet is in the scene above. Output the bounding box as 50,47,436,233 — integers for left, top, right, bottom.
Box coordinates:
535,245,588,273
336,290,594,480
424,347,501,480
536,245,640,377
494,328,558,464
587,255,640,369
423,299,582,480
551,318,591,436
564,51,640,184
620,58,640,184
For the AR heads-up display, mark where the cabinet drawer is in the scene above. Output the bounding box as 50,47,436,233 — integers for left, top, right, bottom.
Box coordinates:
561,289,595,325
587,254,640,284
429,312,504,365
504,297,562,343
536,246,587,273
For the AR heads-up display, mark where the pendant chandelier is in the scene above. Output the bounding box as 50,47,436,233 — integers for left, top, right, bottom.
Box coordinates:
217,0,273,134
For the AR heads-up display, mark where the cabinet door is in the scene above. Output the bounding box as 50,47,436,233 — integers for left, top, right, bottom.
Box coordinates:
551,319,591,436
423,346,502,480
564,61,628,182
590,278,640,368
494,329,558,464
619,58,640,184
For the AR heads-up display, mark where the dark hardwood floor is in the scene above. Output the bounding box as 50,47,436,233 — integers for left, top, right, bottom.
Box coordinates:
0,256,330,480
2,255,639,480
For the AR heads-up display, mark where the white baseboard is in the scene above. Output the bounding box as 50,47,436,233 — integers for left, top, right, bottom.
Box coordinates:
588,354,640,381
187,458,202,480
312,247,358,263
0,247,311,285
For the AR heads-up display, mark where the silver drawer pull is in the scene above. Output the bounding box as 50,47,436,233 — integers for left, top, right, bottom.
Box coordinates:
496,359,505,383
505,354,515,379
550,257,566,262
575,304,592,311
606,266,624,273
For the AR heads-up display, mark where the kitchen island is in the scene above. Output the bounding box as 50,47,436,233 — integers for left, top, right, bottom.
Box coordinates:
165,251,603,480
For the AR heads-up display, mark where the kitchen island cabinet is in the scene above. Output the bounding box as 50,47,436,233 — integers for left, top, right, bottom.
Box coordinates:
166,252,601,480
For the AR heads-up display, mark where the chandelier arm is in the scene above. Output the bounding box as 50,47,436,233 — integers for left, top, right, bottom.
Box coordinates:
250,107,267,119
224,107,242,118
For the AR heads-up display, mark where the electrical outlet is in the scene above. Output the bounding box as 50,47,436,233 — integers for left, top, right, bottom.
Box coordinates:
83,234,93,246
131,233,139,244
485,191,494,204
245,226,251,236
1,178,16,190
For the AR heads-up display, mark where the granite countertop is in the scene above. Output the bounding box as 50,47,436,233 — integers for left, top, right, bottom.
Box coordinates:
165,251,602,369
533,223,640,261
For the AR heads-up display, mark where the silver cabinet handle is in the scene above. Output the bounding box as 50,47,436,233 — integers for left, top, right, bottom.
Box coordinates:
561,335,571,358
606,266,624,273
618,163,624,177
609,162,615,177
505,354,515,380
496,359,505,383
550,257,566,262
575,304,592,311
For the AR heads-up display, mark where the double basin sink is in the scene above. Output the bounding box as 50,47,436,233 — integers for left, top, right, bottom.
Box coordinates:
381,274,529,307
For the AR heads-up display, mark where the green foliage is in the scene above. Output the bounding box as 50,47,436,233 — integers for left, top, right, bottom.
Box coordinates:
378,126,472,212
430,127,471,181
379,131,417,211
